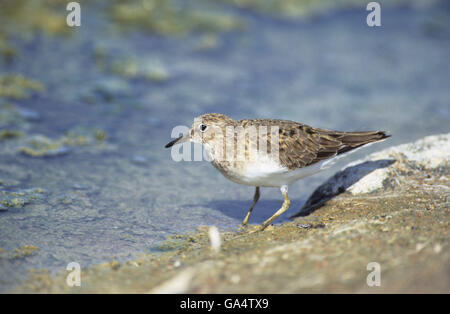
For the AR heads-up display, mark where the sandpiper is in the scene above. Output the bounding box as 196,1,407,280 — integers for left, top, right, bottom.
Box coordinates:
165,113,390,231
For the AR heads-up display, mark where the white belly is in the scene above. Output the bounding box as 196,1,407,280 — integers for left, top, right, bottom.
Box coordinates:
212,154,329,188
236,160,326,187
211,147,363,188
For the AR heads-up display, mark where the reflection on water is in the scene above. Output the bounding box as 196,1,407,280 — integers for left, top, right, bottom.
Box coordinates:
0,1,449,291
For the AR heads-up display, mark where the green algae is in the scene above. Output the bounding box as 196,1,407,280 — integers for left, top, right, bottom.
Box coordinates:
0,245,40,260
0,75,44,100
220,0,320,17
0,0,73,36
58,195,73,205
93,48,172,84
0,178,20,188
0,33,17,62
0,0,76,63
0,129,24,140
109,0,243,36
0,188,47,210
0,244,39,260
63,127,108,146
111,57,140,79
219,0,408,18
112,58,170,82
13,245,39,259
18,128,109,157
18,135,70,157
94,130,108,143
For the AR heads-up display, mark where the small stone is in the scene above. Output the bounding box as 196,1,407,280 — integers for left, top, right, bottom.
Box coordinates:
433,244,442,254
110,260,120,270
415,243,427,252
230,274,240,284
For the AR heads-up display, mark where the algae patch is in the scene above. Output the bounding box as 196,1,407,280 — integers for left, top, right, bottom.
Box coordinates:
0,0,72,37
0,33,16,62
219,0,414,18
0,74,44,100
18,128,110,157
107,56,170,83
18,135,70,157
0,129,24,140
13,245,39,259
0,0,77,63
0,245,40,261
0,187,47,210
109,0,243,36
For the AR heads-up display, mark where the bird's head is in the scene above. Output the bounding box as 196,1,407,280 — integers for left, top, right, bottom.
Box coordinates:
165,113,235,149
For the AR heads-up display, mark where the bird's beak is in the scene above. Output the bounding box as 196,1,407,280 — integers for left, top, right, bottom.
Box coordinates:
165,133,190,148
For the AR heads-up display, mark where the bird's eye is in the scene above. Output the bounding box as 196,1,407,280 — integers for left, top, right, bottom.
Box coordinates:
199,124,208,132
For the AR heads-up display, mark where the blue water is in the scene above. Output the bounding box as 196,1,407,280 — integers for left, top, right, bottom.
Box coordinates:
0,2,449,291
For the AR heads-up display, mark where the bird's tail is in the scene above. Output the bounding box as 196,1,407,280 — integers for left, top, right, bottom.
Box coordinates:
333,131,391,155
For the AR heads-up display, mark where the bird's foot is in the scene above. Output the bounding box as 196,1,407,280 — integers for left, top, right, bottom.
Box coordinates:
247,224,274,234
238,224,260,233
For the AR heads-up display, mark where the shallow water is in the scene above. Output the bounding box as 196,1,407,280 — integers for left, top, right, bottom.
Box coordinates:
0,2,449,291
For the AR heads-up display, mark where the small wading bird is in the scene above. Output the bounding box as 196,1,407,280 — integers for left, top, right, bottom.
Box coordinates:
165,113,390,231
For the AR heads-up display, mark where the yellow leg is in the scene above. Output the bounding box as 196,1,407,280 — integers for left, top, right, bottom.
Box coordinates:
260,185,290,230
242,187,260,225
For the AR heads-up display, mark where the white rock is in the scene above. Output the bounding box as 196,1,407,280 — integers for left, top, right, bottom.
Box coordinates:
350,133,450,169
347,168,389,194
346,133,449,195
296,133,449,214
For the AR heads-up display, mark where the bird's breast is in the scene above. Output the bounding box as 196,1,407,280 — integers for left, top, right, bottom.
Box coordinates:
210,154,289,187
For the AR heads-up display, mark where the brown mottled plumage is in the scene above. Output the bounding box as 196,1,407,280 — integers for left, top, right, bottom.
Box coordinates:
165,113,391,231
238,118,389,170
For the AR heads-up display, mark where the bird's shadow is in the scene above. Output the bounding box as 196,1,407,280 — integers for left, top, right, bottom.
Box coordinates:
187,159,396,223
198,198,306,224
291,159,396,217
